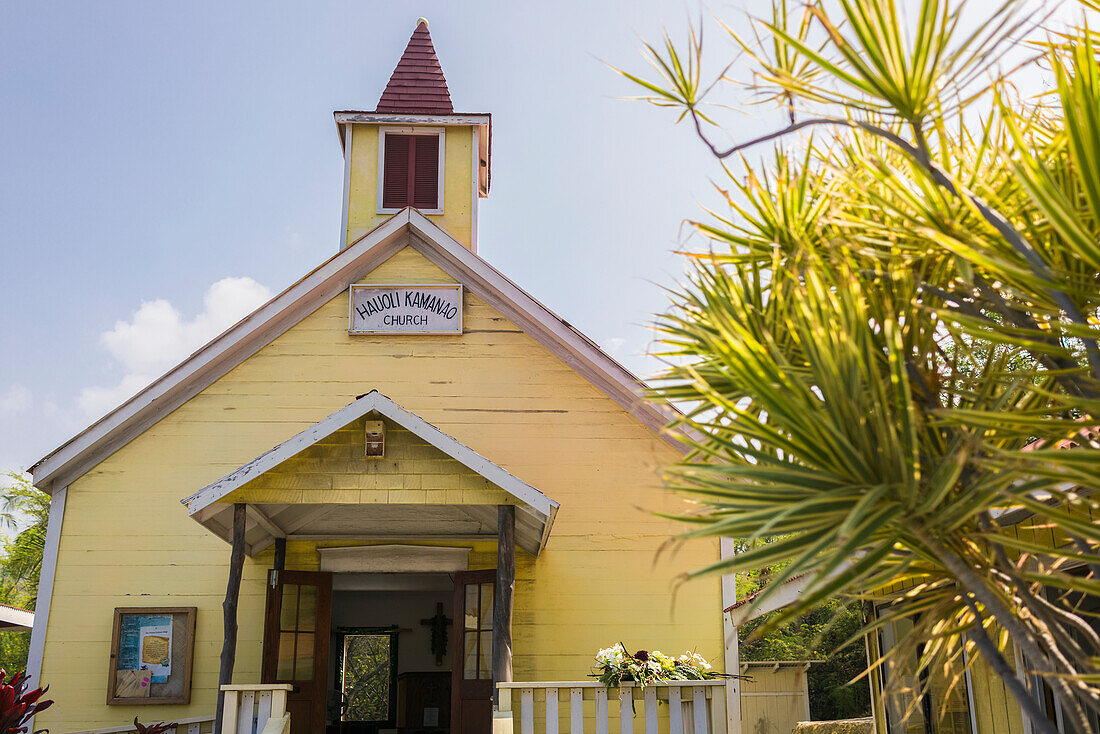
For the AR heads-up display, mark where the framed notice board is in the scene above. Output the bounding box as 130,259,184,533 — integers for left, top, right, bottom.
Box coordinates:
107,607,196,705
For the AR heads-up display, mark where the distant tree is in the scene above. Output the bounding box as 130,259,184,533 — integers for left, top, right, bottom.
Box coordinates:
619,0,1100,731
738,571,870,720
0,472,49,672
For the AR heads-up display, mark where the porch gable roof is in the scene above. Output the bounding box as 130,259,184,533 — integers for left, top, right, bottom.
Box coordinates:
181,390,559,556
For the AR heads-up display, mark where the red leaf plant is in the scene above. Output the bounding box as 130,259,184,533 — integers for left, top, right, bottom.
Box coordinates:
0,669,53,734
131,719,177,734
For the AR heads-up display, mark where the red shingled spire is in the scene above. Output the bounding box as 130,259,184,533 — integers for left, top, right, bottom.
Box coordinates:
376,19,454,115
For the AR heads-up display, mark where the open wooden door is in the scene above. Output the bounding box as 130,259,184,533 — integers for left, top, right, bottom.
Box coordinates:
451,570,495,734
263,570,332,734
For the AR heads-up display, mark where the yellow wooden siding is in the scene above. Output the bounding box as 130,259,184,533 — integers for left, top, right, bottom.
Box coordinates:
869,614,1026,734
226,418,507,505
967,639,1025,734
345,125,474,249
739,666,809,734
38,244,721,731
874,501,1098,598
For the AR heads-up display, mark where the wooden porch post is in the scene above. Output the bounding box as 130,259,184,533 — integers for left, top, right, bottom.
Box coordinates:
493,504,516,704
214,503,247,734
273,537,286,571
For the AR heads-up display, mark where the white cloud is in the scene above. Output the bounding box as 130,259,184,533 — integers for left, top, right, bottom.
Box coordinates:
78,277,272,418
0,385,31,415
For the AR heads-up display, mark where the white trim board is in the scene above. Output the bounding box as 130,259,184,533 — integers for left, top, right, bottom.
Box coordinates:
30,209,688,494
25,485,66,732
319,545,470,574
720,538,742,734
335,112,490,126
338,123,353,249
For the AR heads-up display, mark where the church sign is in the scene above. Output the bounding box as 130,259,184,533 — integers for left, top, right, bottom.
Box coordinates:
348,284,463,334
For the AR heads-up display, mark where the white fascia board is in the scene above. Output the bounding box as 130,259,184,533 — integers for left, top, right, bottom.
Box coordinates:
334,113,491,151
335,112,490,126
182,390,558,520
26,485,66,702
29,212,414,492
727,559,854,627
727,575,812,627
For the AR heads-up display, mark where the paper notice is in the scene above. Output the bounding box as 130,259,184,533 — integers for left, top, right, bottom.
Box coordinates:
139,623,172,680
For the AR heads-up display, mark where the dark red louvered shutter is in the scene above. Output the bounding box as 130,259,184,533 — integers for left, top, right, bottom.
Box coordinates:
411,135,439,210
382,134,411,209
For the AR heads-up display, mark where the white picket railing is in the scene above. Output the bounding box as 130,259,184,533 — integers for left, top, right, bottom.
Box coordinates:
220,683,293,734
497,680,728,734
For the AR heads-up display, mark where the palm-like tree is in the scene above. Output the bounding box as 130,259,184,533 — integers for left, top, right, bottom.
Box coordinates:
0,473,49,604
0,472,50,672
621,1,1100,731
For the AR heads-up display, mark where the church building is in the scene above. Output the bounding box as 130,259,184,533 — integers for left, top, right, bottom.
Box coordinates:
23,20,763,734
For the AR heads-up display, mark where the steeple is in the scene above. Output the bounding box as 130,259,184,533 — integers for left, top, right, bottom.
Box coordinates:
335,19,490,253
376,19,454,115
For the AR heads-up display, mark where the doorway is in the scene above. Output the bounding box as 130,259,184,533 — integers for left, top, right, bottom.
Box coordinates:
263,569,498,734
327,573,455,734
334,627,399,732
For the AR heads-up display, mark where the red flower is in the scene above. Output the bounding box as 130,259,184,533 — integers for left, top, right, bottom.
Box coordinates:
633,650,650,662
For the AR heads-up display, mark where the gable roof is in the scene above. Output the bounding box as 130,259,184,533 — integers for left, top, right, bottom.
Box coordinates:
29,208,685,493
376,20,453,115
181,390,559,556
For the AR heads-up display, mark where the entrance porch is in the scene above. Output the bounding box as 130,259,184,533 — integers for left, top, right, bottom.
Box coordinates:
178,391,558,734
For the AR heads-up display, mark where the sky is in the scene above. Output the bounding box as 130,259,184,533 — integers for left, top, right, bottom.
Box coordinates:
0,1,780,476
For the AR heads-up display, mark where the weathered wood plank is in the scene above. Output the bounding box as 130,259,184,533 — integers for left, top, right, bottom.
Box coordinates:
256,689,272,733
236,690,255,734
644,687,658,734
545,687,559,734
619,685,632,734
221,690,239,734
668,686,683,734
692,687,708,734
570,688,584,734
521,688,534,734
595,688,608,734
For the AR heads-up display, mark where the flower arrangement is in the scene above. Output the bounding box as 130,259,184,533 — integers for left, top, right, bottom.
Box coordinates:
592,644,724,690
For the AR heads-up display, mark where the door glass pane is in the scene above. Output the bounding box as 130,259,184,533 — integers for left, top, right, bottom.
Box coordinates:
277,632,296,680
479,630,493,678
342,634,392,722
928,665,972,734
479,583,494,629
881,616,927,734
280,584,300,630
464,631,478,679
298,584,316,631
296,633,315,680
464,584,479,630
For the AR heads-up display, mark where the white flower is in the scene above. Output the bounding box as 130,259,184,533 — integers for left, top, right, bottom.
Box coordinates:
595,645,627,666
679,651,713,671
